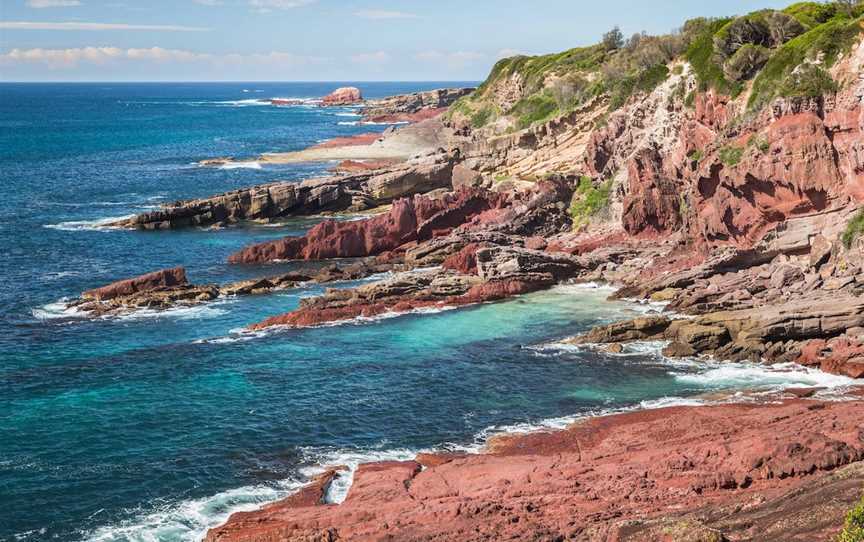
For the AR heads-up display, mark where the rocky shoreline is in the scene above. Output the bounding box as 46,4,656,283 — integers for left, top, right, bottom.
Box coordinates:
61,12,864,538
205,392,864,542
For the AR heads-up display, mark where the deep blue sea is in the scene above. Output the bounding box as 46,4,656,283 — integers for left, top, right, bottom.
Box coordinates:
0,82,853,542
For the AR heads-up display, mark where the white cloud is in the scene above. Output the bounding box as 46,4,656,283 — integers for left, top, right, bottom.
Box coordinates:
0,21,210,31
26,0,82,7
354,9,417,20
415,50,485,69
349,51,390,64
0,46,328,70
247,0,316,12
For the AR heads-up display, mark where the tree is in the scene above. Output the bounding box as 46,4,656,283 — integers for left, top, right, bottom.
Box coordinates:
603,26,624,51
836,0,859,17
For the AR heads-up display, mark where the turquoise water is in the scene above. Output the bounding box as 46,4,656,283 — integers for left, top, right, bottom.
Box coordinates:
0,83,852,542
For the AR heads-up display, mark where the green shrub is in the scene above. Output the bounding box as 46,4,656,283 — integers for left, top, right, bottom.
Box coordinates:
719,145,745,166
569,176,612,226
842,209,864,249
783,2,837,27
748,135,770,153
510,92,559,130
688,149,704,163
837,492,864,542
686,17,742,95
749,15,862,110
724,43,771,81
470,105,496,128
780,63,839,97
608,64,670,110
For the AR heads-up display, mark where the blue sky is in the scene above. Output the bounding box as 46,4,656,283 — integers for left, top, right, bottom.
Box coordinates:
0,0,791,81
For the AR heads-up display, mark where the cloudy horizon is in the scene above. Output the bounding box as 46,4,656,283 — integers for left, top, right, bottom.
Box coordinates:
1,0,791,82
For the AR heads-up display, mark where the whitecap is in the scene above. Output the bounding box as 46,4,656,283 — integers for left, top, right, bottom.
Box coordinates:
83,478,306,542
216,162,263,170
675,361,855,390
32,298,85,320
335,112,361,117
44,215,133,232
337,121,359,126
359,121,409,126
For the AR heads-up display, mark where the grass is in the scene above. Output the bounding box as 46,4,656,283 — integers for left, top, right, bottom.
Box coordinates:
749,14,863,110
569,176,612,227
784,2,837,28
719,144,745,166
837,492,864,542
688,149,704,163
510,92,560,130
842,209,864,249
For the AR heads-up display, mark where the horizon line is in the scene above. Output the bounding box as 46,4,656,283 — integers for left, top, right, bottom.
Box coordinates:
0,79,482,84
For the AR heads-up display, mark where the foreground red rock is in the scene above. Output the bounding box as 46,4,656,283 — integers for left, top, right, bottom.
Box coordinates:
206,394,864,542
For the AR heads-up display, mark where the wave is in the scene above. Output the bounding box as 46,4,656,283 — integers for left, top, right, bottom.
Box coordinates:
337,121,358,126
360,121,410,126
31,298,85,321
334,112,361,117
83,478,307,542
216,161,263,170
44,215,133,232
673,361,855,391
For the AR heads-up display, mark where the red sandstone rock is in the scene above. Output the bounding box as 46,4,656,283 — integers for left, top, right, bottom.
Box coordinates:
330,159,394,173
441,243,481,274
365,107,446,124
82,267,187,301
311,132,380,149
321,86,362,106
205,396,864,542
228,189,508,264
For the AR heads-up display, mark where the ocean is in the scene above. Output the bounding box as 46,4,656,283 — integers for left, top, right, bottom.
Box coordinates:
0,82,852,542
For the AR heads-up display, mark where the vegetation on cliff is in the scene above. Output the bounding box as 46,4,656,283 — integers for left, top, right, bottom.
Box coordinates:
569,176,612,228
843,210,864,249
451,1,863,133
837,492,864,542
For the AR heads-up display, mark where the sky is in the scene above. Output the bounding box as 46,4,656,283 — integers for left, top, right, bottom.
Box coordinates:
0,0,793,82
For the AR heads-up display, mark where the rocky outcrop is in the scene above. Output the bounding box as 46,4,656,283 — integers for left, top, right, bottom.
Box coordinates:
109,157,456,230
247,244,595,329
321,86,362,106
82,267,188,301
362,87,474,123
227,188,508,264
205,396,864,542
68,261,401,318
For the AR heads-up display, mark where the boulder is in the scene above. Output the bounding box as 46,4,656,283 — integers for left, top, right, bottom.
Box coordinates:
321,86,362,106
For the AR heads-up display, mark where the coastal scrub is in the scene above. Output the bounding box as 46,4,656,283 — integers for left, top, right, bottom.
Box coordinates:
837,492,864,542
569,176,612,227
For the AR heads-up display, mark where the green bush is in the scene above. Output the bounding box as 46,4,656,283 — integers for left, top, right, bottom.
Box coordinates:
470,105,496,128
780,63,839,97
783,2,837,27
510,92,559,130
719,145,745,166
608,64,670,109
837,492,864,542
569,176,612,226
724,43,771,81
748,135,770,153
749,15,863,110
842,209,864,249
688,149,704,163
686,17,742,95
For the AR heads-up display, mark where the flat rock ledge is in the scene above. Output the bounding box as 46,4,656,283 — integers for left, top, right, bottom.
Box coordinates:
204,394,864,542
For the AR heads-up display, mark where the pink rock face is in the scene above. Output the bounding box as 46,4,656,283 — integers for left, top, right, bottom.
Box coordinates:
622,148,682,237
228,189,508,264
82,267,187,301
205,396,864,542
321,86,363,106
